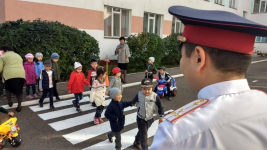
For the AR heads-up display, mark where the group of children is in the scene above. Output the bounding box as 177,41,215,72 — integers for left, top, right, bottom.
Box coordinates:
65,56,173,150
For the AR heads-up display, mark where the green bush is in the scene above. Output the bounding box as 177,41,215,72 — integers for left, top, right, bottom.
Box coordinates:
162,33,181,65
127,32,165,70
0,19,99,80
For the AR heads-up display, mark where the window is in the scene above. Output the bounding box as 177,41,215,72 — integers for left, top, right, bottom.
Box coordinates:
253,0,267,13
104,6,130,37
255,36,267,42
143,13,162,36
171,17,184,34
215,0,224,5
229,0,238,9
243,11,247,18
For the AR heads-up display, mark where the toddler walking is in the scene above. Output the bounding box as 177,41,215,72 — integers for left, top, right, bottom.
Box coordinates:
67,62,89,112
34,52,44,96
90,67,107,124
106,67,123,95
145,57,157,81
24,53,38,99
39,60,55,110
105,87,132,150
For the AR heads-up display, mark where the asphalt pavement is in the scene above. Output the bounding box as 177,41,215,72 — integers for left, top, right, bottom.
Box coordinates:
1,56,267,150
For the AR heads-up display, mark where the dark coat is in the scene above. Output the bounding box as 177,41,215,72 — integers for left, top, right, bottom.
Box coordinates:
41,69,55,90
105,99,132,132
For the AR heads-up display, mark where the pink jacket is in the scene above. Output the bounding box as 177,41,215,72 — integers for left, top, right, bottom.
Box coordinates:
24,61,37,85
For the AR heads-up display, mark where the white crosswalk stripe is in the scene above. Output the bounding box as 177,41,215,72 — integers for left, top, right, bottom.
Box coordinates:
29,96,171,150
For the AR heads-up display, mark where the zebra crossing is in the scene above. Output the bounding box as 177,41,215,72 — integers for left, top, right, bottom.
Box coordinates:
29,95,172,150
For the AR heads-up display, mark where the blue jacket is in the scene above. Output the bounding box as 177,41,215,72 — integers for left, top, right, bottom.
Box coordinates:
105,100,132,132
34,61,44,78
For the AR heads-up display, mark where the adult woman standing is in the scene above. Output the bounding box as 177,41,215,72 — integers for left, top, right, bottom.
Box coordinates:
115,37,131,83
0,45,25,112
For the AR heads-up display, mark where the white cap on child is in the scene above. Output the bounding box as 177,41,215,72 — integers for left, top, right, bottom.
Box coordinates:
149,57,155,63
74,62,82,69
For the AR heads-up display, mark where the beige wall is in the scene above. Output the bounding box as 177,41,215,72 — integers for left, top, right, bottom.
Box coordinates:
0,0,5,24
4,0,104,30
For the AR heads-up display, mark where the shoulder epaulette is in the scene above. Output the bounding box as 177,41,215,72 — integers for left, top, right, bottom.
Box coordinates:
164,99,209,124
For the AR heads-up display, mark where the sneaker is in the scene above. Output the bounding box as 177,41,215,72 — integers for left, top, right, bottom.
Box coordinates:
106,133,113,143
56,96,61,100
26,95,34,99
33,94,38,99
98,118,104,123
133,141,141,150
76,108,82,112
94,117,99,125
39,101,43,107
50,106,55,110
72,100,77,108
168,97,172,101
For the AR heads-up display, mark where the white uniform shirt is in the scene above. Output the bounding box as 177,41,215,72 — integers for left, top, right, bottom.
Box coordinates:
150,79,267,150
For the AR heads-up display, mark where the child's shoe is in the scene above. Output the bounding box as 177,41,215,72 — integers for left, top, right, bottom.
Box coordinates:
94,117,99,125
33,94,38,99
133,141,141,150
26,95,34,99
39,101,43,107
76,108,82,112
92,102,97,107
98,117,104,123
72,100,77,108
50,105,55,110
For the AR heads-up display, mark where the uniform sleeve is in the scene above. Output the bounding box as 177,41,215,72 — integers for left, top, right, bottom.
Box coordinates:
0,107,8,114
155,95,164,117
150,122,177,150
131,94,139,105
104,105,117,122
67,72,75,91
82,73,89,85
126,45,131,58
87,70,92,86
106,78,115,93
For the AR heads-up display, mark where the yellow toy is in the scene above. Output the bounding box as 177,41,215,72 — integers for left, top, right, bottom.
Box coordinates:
0,114,21,149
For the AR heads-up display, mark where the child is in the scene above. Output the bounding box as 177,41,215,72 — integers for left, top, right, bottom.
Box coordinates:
24,53,38,99
90,67,107,125
39,60,55,110
105,87,132,150
51,53,61,100
67,62,89,112
106,67,123,95
154,66,173,101
87,59,98,107
145,57,157,81
34,52,44,96
131,78,164,150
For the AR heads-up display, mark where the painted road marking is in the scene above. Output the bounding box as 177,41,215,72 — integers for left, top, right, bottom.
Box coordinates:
82,110,173,150
251,59,267,64
38,99,112,120
30,96,89,112
252,80,258,83
63,110,172,145
49,106,136,131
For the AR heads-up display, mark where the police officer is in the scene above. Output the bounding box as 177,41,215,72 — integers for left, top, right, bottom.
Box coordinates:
150,6,267,150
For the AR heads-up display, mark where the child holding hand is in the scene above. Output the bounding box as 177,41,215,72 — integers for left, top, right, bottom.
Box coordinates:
67,62,89,112
87,59,98,107
90,67,107,125
105,87,133,150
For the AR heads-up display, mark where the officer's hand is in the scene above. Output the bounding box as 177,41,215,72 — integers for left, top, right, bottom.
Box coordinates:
8,112,14,117
40,89,43,92
159,118,164,124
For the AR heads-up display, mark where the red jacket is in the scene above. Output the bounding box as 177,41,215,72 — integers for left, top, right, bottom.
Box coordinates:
67,71,89,94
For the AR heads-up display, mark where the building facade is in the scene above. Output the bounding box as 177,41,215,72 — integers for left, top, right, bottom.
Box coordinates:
0,0,266,60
